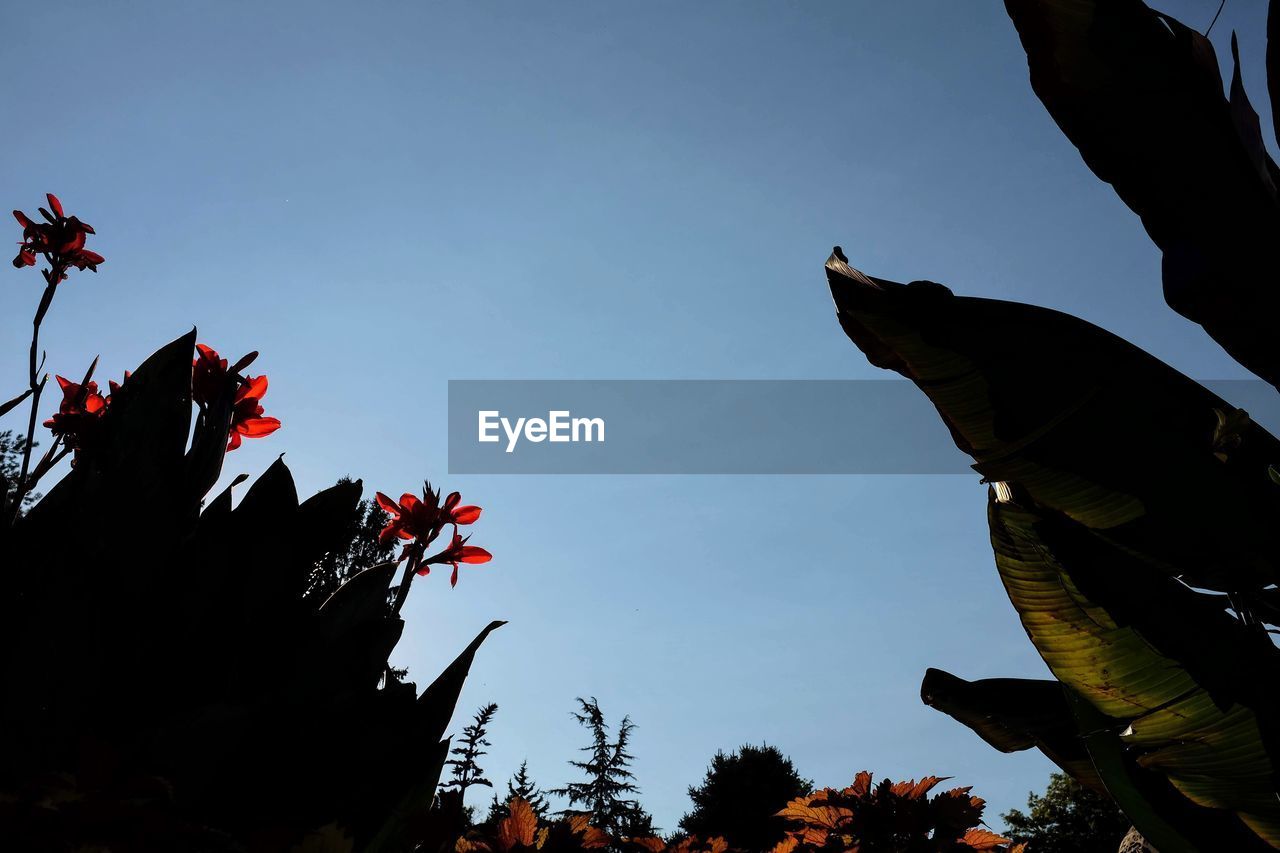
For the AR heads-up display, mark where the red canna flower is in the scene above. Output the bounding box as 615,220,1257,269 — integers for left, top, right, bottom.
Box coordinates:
43,374,107,449
226,374,280,451
375,485,484,547
441,491,482,526
418,531,492,586
192,343,257,408
375,487,444,546
12,193,102,275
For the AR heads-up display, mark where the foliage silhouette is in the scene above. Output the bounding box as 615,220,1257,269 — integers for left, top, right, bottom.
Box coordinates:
456,797,612,851
1001,773,1129,853
826,0,1280,847
1005,0,1280,388
488,761,553,824
0,429,39,512
0,194,502,852
446,703,500,803
306,476,396,602
679,744,812,852
551,697,655,842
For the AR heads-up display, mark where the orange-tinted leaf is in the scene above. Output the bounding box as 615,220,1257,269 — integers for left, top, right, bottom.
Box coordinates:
906,776,947,799
777,794,851,831
579,825,611,849
960,827,1013,850
498,798,539,850
769,838,800,853
565,814,594,834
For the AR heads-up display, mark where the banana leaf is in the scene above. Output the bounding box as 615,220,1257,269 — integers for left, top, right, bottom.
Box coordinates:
988,493,1280,846
1004,0,1280,387
826,251,1280,593
920,668,1272,851
919,667,1103,793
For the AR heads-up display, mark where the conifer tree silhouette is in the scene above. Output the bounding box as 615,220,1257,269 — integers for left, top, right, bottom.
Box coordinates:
551,697,654,839
487,759,551,823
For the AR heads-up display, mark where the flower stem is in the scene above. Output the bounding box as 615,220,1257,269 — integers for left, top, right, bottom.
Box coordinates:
391,548,422,618
8,269,61,525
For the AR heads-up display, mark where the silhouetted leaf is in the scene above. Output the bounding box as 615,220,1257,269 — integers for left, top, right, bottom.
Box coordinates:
297,478,363,566
418,620,506,743
1005,0,1280,386
988,496,1280,848
828,254,1280,593
919,668,1105,793
0,387,32,419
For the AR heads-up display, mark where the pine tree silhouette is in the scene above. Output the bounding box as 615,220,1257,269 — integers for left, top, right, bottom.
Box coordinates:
551,697,654,839
487,759,551,823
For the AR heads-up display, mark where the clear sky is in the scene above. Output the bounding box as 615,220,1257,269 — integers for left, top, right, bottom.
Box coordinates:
2,0,1269,835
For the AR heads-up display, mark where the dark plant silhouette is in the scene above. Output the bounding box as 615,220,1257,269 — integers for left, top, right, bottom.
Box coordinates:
679,744,813,852
0,430,39,512
1004,0,1280,389
489,761,553,824
445,703,501,806
0,193,502,852
826,1,1280,848
457,797,612,851
306,476,397,602
552,697,655,842
1002,773,1129,853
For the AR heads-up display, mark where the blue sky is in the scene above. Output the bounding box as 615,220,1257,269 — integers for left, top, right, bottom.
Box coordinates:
2,0,1270,834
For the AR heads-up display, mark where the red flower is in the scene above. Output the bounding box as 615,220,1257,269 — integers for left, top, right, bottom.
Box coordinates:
226,374,281,451
12,194,102,275
375,485,484,547
43,374,107,449
419,531,492,586
192,343,257,408
375,487,444,545
442,490,482,526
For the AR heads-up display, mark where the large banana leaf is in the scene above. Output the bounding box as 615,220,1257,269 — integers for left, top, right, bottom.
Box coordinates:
827,255,1280,845
988,494,1280,847
826,252,1280,593
920,668,1272,852
1004,0,1280,387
